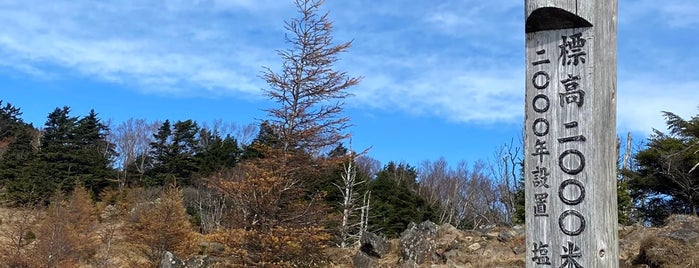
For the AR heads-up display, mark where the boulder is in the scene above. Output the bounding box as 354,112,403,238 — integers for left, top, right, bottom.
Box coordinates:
353,231,390,268
183,255,219,268
434,223,473,253
159,251,222,268
360,231,390,257
160,251,185,268
497,226,523,242
659,214,699,244
353,251,380,268
399,221,439,265
467,242,482,251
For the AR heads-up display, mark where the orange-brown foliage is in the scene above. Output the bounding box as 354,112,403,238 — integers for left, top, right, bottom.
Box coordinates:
208,144,331,266
207,226,330,267
32,186,99,267
0,207,38,268
124,186,197,266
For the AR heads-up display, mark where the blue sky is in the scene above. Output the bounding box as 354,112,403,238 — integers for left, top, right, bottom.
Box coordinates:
1,0,698,167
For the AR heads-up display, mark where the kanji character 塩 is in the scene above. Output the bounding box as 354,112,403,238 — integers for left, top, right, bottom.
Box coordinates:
532,241,552,265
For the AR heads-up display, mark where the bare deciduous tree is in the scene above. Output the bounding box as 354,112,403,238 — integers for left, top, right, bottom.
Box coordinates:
199,120,257,147
355,155,381,179
334,145,372,248
0,206,37,267
183,184,228,234
110,118,159,189
418,158,512,229
489,141,522,225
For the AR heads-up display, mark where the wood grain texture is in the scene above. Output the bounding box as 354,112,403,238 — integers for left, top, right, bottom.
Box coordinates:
524,0,617,267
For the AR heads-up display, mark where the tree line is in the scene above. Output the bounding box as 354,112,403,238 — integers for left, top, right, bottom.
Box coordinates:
0,0,696,265
0,102,522,249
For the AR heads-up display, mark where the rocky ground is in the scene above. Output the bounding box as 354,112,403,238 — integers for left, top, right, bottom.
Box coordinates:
163,214,699,268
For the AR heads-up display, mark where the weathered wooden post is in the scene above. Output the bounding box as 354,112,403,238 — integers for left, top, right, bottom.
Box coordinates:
524,0,618,267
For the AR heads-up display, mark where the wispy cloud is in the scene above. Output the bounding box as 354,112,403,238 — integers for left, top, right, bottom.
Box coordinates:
346,54,523,124
0,0,280,98
330,1,524,124
618,79,699,134
423,0,521,37
621,0,699,28
616,0,699,133
0,0,696,134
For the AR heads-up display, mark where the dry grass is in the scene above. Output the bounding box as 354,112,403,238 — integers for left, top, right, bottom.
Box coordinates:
0,188,199,268
637,235,699,268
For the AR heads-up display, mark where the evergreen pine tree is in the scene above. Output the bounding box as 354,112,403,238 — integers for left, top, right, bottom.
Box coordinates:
6,107,116,203
369,162,437,237
147,120,200,186
195,128,240,177
242,121,282,160
1,126,39,204
170,120,200,183
36,107,80,196
628,109,699,224
0,102,41,204
74,110,116,196
146,120,172,186
0,100,24,141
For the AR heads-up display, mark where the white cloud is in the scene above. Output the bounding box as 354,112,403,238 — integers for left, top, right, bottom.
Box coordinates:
618,79,699,134
661,3,699,28
210,0,287,12
423,1,522,37
0,0,696,133
347,52,524,124
329,0,526,124
0,1,279,98
426,12,471,29
621,0,699,28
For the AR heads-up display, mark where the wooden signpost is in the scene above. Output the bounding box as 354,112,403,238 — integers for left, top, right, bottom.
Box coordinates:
524,1,618,267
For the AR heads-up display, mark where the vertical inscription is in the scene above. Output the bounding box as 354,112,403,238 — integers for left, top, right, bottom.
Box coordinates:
556,30,589,267
555,33,588,255
527,41,554,267
526,1,618,267
526,28,593,268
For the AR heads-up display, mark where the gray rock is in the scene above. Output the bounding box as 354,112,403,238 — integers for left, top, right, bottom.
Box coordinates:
360,231,390,257
511,225,524,232
353,251,380,268
184,255,218,268
497,229,517,242
655,214,699,245
512,245,526,255
467,242,481,251
160,251,185,268
660,228,699,244
160,251,221,268
400,221,439,265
